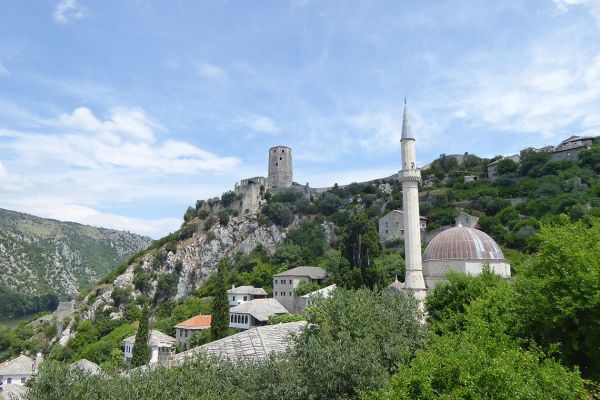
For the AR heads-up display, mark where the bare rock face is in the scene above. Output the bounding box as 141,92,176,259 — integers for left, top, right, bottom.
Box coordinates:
86,212,298,318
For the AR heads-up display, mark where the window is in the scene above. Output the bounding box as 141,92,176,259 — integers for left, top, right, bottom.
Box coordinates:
279,157,282,160
232,296,236,301
385,229,388,234
21,378,26,384
243,296,247,301
275,162,278,166
274,291,277,296
289,292,292,296
281,149,284,153
275,279,278,284
289,279,293,284
7,378,11,384
401,229,405,234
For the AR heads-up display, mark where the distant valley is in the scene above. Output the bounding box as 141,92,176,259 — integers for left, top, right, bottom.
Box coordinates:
0,208,152,318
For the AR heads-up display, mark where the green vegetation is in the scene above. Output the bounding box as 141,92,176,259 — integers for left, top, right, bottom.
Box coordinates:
0,289,59,319
210,260,229,341
131,307,150,368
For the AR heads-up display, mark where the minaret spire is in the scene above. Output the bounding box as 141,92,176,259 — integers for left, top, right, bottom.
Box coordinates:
398,99,427,302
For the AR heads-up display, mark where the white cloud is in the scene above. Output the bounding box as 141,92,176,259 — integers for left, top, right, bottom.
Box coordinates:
2,106,240,174
0,58,8,75
197,63,227,80
0,161,30,191
53,0,88,24
236,113,281,135
554,0,600,26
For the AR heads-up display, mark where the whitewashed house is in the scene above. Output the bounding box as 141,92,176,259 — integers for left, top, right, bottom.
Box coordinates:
123,330,176,367
0,353,41,388
174,315,212,350
273,266,327,313
228,285,268,307
295,284,337,312
229,298,288,330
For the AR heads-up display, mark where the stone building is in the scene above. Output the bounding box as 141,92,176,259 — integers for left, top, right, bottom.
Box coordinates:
379,210,426,242
175,315,212,350
455,211,479,228
123,330,176,367
0,354,41,387
268,145,293,189
229,298,288,330
228,285,267,307
550,135,595,162
273,266,327,312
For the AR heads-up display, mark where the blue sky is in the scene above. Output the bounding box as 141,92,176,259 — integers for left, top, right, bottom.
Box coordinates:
0,0,599,238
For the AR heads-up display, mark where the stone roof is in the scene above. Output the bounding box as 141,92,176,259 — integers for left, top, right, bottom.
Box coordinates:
273,266,326,280
227,286,268,296
301,284,337,299
69,359,102,375
175,315,212,329
230,299,288,322
0,383,28,399
176,321,306,364
423,226,505,261
124,330,176,347
0,355,34,376
387,278,405,293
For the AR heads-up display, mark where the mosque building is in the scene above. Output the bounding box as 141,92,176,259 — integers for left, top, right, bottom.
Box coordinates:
390,100,511,296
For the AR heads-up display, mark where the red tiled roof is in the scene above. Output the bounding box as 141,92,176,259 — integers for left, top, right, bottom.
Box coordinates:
175,315,212,329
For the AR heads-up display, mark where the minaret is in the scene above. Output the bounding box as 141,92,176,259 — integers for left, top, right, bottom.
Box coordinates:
399,99,427,301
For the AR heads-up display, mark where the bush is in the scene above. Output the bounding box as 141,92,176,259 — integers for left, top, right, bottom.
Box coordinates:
218,209,230,226
132,271,152,295
153,274,179,305
267,314,305,325
319,193,342,216
263,202,294,226
220,190,238,207
110,287,132,308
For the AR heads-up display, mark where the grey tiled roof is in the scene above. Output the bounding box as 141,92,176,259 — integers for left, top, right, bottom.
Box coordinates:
230,299,287,322
0,355,34,376
0,383,28,399
273,266,326,279
227,286,268,296
176,321,306,364
124,330,175,347
69,359,102,375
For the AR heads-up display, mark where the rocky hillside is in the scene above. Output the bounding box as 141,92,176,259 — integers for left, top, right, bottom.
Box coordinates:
82,209,306,320
0,208,152,302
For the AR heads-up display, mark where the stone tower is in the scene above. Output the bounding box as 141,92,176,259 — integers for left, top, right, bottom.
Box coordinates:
268,145,293,189
399,100,427,301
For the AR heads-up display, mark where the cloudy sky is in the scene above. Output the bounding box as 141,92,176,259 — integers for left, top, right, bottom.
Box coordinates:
0,0,599,238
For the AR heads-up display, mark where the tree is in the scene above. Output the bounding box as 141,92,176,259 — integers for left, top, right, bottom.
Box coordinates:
294,288,425,399
211,260,230,341
367,321,588,400
496,158,519,175
130,306,151,368
340,211,383,289
579,142,600,172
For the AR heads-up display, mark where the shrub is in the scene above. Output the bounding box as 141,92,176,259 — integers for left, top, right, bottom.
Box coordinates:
263,202,294,226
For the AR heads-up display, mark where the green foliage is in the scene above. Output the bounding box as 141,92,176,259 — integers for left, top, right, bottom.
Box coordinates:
110,287,132,308
153,274,179,305
579,142,600,172
267,314,305,325
295,288,425,399
262,202,294,226
318,193,342,216
154,297,212,337
285,220,327,264
496,158,519,175
132,271,152,294
211,260,230,341
339,211,383,289
220,190,238,207
131,307,151,367
367,321,588,400
189,329,212,347
0,288,59,319
294,280,320,296
218,209,230,226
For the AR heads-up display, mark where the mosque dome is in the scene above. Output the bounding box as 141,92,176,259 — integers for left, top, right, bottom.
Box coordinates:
423,226,505,261
387,277,405,293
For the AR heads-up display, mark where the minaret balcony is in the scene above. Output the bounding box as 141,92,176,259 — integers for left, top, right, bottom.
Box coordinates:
398,169,422,183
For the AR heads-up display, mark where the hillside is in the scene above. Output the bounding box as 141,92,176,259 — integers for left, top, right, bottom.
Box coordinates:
0,208,152,318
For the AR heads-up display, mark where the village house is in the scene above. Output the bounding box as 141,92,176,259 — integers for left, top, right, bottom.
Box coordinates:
123,330,176,367
174,315,212,350
228,285,268,307
378,210,427,243
0,353,41,389
295,284,337,312
229,298,288,330
273,266,327,312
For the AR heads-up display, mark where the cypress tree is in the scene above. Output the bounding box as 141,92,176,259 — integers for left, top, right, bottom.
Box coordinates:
131,305,151,367
211,259,230,340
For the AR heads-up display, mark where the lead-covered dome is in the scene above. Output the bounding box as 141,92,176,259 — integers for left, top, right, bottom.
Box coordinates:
423,226,505,261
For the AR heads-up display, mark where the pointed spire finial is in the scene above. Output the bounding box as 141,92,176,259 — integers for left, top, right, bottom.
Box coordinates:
401,98,413,140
